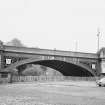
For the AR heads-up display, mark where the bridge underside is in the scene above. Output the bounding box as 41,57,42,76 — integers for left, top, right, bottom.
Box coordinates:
17,60,94,76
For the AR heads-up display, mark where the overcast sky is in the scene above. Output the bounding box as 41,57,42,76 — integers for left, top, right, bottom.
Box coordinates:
0,0,105,53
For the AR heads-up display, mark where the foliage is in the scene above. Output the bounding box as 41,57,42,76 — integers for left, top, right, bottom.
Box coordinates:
40,65,47,72
5,38,25,47
22,65,42,76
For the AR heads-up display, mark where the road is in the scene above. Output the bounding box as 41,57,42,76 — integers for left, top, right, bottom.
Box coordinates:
0,81,105,105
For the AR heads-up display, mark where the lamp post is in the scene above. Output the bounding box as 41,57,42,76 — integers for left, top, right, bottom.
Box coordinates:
53,48,56,59
75,41,78,52
97,28,100,51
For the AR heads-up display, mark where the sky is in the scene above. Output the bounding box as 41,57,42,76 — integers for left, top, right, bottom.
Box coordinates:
0,0,105,53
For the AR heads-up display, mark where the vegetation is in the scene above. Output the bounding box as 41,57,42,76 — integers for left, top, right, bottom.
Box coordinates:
5,38,25,47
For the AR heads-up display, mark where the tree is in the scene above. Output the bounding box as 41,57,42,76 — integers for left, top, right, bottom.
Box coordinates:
40,65,47,75
5,38,25,47
22,64,42,76
22,67,40,76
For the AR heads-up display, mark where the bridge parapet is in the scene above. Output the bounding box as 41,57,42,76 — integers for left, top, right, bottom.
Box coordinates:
4,45,98,59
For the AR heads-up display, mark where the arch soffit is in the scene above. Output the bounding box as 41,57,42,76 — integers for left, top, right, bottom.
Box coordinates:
5,57,95,76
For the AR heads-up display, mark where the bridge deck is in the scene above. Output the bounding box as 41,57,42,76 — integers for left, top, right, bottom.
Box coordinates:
4,45,98,59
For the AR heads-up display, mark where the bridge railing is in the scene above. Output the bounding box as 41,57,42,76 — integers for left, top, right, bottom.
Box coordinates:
64,76,99,81
11,75,64,82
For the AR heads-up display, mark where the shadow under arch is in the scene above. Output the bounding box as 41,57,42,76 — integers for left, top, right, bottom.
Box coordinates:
5,57,96,77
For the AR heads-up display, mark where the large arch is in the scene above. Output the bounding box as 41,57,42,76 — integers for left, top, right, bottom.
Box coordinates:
5,57,96,77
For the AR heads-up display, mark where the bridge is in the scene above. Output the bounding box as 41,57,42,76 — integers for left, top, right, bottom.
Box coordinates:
0,41,105,77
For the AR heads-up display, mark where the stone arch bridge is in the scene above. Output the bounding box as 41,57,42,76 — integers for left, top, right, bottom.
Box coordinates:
0,42,105,76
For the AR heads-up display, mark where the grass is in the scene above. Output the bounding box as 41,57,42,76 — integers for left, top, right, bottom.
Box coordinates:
0,81,104,105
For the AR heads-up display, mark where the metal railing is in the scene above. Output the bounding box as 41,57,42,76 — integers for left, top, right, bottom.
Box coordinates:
11,76,99,83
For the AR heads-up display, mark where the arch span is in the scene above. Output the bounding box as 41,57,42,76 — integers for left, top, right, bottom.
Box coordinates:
5,57,96,76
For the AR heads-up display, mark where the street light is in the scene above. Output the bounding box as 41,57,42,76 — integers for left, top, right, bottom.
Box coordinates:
75,41,78,52
97,28,100,51
53,48,56,59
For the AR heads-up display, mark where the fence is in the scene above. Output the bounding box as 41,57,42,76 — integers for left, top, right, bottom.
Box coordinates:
64,76,99,81
11,75,99,83
12,76,65,82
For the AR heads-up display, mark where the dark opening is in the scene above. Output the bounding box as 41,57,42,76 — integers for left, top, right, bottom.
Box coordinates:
16,60,94,77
